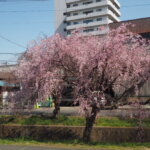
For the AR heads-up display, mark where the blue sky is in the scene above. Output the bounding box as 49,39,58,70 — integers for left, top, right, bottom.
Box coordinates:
0,0,150,64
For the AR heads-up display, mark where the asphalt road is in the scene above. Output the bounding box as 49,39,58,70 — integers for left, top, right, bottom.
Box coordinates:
0,145,55,150
0,145,106,150
0,105,150,118
1,105,150,118
0,145,57,150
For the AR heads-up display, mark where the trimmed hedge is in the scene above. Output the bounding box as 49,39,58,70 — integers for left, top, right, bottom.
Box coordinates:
0,125,150,143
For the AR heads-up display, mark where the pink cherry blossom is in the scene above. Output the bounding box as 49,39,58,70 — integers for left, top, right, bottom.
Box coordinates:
10,24,150,141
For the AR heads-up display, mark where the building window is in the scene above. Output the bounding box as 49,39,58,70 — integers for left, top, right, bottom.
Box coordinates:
83,10,93,15
66,13,70,17
83,19,93,24
83,1,93,5
96,8,102,12
67,22,71,26
73,12,78,16
73,3,78,7
97,18,102,21
83,28,94,33
73,22,79,25
64,20,67,23
96,0,101,2
67,4,70,8
67,31,71,35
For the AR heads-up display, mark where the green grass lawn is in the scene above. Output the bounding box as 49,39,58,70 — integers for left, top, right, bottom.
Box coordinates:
0,138,150,150
0,115,150,127
0,115,150,150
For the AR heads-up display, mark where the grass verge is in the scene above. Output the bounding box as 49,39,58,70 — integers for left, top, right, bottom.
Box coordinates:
0,138,150,150
0,115,150,127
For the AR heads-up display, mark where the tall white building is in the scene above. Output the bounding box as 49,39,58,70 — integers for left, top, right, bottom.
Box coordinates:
54,0,121,36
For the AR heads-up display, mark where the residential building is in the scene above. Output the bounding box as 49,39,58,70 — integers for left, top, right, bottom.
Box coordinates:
0,65,18,106
54,0,121,36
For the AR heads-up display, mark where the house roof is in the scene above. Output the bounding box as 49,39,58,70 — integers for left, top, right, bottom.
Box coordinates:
0,72,16,82
110,17,150,34
0,65,17,81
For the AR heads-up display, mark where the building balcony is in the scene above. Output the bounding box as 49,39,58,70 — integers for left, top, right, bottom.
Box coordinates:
111,0,120,8
66,0,120,8
108,0,120,16
82,28,109,35
67,27,109,36
66,0,121,17
108,10,120,22
66,0,83,4
66,19,110,30
66,9,120,22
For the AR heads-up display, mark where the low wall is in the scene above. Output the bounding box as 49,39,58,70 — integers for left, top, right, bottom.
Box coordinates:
0,125,150,143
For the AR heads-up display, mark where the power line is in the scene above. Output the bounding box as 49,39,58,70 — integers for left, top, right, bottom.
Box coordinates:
0,0,48,2
0,3,149,13
0,20,55,24
122,4,150,8
0,10,61,13
0,60,17,62
0,35,26,49
0,53,22,55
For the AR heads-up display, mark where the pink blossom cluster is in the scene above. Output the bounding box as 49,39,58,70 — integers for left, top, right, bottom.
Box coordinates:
12,25,150,111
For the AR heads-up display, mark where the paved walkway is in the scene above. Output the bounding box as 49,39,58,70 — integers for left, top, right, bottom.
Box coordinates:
0,145,54,150
0,145,106,150
0,105,150,118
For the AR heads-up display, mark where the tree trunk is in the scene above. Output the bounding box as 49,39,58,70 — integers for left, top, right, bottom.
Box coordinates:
83,106,99,142
52,99,60,119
